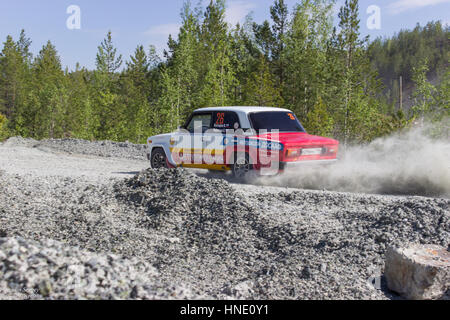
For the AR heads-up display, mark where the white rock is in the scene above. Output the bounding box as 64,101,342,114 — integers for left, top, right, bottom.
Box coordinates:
385,244,450,300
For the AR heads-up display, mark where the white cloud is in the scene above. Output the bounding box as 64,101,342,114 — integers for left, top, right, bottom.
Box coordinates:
387,0,450,15
144,23,181,38
225,1,256,26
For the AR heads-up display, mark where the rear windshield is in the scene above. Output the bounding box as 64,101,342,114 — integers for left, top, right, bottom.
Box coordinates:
249,112,306,133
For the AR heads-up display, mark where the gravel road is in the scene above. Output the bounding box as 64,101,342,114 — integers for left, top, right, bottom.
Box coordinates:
0,137,148,181
0,137,448,300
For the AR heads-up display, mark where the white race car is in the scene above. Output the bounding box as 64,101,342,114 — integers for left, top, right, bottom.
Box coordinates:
147,106,339,177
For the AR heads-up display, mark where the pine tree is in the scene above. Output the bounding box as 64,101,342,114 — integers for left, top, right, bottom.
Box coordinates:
199,0,236,107
17,29,32,64
146,45,165,134
122,45,151,142
159,67,179,131
30,41,67,139
230,22,258,104
436,69,450,120
270,0,289,91
252,20,274,58
283,0,334,119
93,32,125,140
244,54,282,107
368,22,449,106
13,31,33,135
411,59,436,120
126,45,149,85
435,69,450,138
304,97,334,137
0,0,443,144
96,31,123,76
66,64,96,139
333,0,384,144
0,34,33,137
338,0,362,145
410,59,449,137
159,2,201,130
0,36,22,120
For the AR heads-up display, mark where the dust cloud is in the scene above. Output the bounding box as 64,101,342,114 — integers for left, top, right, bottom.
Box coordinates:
256,123,450,198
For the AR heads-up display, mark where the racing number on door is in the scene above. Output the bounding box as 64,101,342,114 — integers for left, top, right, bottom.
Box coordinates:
216,113,225,126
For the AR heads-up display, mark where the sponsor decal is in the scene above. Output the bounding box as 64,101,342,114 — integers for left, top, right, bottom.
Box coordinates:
222,136,284,151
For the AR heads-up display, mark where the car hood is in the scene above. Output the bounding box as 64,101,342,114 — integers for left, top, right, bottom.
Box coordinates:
148,133,173,144
253,132,339,147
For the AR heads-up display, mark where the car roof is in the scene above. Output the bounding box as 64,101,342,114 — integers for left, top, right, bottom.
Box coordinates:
193,106,293,114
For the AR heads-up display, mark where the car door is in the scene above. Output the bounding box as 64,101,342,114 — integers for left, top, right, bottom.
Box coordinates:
203,111,241,166
178,112,213,165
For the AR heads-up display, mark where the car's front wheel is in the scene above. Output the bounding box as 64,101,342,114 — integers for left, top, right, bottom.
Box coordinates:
150,148,168,169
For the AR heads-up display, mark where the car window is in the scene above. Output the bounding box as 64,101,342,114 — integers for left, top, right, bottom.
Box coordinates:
249,112,306,133
212,111,240,130
186,113,212,132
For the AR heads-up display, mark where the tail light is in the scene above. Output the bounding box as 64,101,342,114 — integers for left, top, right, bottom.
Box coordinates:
323,146,338,155
286,149,302,158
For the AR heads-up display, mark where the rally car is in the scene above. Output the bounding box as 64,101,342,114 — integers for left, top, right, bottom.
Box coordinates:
147,107,339,178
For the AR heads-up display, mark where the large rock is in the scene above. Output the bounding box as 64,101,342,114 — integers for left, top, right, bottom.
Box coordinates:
385,244,450,300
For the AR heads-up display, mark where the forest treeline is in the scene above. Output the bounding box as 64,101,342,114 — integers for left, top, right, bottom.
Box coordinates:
0,0,448,144
369,21,449,111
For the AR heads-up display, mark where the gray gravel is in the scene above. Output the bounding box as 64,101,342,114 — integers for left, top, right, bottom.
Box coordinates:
2,137,147,160
0,237,200,300
0,137,148,182
0,137,449,300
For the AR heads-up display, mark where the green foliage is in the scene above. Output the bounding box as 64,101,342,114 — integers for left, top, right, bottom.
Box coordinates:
324,0,388,145
369,21,449,107
378,110,413,137
25,41,67,139
244,54,283,107
0,0,447,145
67,65,97,140
0,113,9,140
93,32,126,140
0,35,28,132
270,0,289,91
96,31,123,75
410,59,449,138
199,0,236,107
158,2,202,131
283,0,334,119
304,97,333,137
412,59,437,118
121,45,151,142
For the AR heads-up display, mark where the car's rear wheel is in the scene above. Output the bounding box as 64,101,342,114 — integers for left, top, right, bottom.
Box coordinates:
232,152,254,179
151,148,168,169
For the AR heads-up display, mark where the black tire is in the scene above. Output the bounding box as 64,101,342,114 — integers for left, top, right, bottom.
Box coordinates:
150,148,168,169
232,152,254,179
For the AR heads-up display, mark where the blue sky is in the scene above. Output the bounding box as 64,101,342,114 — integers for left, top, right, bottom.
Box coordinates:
0,0,449,70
